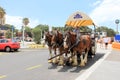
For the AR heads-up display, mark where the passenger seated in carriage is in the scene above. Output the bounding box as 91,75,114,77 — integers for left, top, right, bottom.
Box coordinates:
73,27,81,45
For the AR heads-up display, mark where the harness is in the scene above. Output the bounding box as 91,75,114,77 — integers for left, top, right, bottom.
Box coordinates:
52,32,64,48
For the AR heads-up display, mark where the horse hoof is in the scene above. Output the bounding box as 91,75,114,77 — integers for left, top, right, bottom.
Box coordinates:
79,63,85,67
72,63,78,66
66,61,71,66
84,60,87,64
58,62,64,66
53,60,59,64
48,60,53,63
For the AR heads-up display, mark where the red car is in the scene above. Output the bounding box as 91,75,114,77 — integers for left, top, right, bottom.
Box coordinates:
0,39,20,52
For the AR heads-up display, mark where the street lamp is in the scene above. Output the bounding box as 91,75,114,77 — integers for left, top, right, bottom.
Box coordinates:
115,19,119,34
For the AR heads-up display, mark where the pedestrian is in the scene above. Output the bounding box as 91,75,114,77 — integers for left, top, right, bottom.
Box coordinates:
103,36,109,49
99,37,103,48
73,26,81,45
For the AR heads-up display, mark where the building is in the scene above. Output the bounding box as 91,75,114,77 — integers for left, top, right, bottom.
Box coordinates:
96,32,107,39
0,25,9,39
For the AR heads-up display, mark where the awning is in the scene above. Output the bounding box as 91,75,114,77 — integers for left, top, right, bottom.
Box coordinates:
65,11,94,28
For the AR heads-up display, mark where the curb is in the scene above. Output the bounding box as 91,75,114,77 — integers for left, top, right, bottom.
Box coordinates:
75,46,112,80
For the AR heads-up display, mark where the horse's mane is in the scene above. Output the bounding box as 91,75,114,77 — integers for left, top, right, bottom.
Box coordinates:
66,31,76,44
51,30,63,46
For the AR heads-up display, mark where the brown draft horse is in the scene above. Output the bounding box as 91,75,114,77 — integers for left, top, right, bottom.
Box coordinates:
44,31,57,63
63,31,91,66
51,30,66,65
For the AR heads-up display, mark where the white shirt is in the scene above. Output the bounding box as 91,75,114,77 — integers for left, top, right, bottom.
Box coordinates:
103,37,109,43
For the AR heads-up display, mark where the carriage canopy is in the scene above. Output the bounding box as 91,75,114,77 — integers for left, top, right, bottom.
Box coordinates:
65,11,94,28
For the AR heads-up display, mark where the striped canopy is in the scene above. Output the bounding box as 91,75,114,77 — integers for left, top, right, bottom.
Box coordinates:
65,11,94,28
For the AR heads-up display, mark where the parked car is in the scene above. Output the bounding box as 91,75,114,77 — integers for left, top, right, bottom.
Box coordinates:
0,39,20,52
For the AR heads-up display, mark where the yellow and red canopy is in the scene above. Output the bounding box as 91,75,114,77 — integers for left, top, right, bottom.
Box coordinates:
65,11,94,28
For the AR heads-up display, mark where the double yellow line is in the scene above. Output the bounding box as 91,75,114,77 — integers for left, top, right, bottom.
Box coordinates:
26,65,42,70
0,75,6,79
0,65,42,79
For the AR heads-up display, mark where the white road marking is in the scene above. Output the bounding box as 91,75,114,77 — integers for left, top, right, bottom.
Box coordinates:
75,49,112,80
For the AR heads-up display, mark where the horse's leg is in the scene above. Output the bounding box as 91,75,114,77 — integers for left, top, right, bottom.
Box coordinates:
65,51,68,59
79,54,85,66
48,47,53,63
72,52,78,66
84,48,88,64
67,52,72,63
58,48,64,65
53,48,58,64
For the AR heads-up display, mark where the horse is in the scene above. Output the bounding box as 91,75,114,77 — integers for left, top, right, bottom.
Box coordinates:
44,31,57,63
63,31,91,66
50,30,66,65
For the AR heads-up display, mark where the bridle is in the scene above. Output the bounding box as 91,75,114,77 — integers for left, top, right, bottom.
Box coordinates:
64,32,76,50
51,31,63,48
45,33,52,47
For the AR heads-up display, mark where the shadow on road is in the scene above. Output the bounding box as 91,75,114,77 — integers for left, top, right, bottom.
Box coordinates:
48,63,58,69
48,52,105,73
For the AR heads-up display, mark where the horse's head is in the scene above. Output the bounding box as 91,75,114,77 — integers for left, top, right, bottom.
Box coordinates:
51,30,63,48
44,31,53,46
63,31,76,49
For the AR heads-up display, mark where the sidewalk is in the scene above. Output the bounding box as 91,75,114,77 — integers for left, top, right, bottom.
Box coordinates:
20,41,35,48
86,44,120,80
75,43,120,80
20,41,48,48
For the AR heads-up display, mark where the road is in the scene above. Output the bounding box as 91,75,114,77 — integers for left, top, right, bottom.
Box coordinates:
0,44,111,80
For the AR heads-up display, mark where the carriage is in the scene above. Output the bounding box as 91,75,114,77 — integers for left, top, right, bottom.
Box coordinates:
45,11,97,66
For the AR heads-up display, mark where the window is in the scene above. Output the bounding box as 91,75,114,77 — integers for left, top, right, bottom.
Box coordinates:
0,39,8,43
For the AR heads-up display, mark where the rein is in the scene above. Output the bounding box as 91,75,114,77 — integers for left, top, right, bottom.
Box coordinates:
64,32,77,51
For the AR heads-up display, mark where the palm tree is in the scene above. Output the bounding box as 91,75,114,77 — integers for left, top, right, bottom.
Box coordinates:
22,18,29,43
0,6,6,25
22,18,29,26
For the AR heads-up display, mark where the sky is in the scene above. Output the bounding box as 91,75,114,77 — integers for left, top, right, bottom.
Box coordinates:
0,0,120,32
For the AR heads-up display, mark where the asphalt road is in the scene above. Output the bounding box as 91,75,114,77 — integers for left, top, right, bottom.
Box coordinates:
0,46,111,80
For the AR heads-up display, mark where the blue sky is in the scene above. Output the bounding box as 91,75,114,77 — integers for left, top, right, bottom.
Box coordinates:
0,0,120,32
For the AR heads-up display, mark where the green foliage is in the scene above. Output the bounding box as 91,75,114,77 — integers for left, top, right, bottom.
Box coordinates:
32,24,49,44
32,27,41,44
96,26,116,37
25,27,32,37
79,26,92,32
52,26,65,33
52,26,92,34
22,18,29,26
5,30,11,38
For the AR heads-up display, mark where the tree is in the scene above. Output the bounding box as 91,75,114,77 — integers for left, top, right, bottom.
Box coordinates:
5,30,11,38
32,24,49,44
32,27,41,44
0,6,6,25
22,17,29,42
25,27,32,37
79,26,92,32
22,18,29,26
96,26,116,37
35,24,49,38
